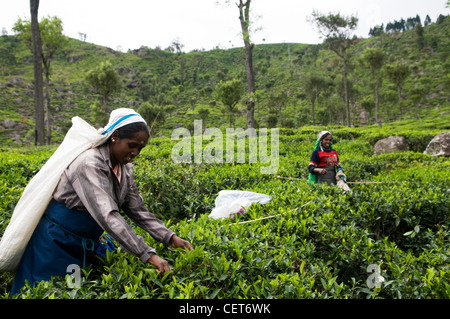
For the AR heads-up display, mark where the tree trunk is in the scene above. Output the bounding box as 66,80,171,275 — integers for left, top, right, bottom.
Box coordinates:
327,96,332,125
44,66,51,144
397,86,402,121
375,81,380,125
30,0,45,145
311,97,316,126
238,0,256,131
343,54,351,127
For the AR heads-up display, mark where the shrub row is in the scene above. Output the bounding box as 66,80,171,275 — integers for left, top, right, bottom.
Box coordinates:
1,126,449,299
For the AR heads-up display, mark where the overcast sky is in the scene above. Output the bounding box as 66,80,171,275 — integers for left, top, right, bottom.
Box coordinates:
1,0,448,52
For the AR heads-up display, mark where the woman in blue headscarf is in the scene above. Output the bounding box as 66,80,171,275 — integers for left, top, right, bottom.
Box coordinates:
10,108,192,295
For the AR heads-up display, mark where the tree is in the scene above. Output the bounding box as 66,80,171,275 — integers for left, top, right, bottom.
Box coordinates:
29,0,45,145
385,62,410,121
0,37,17,77
410,84,427,119
169,37,184,55
304,73,327,125
310,11,358,127
85,60,122,108
235,0,256,130
215,78,243,127
138,102,165,136
197,107,210,130
14,16,68,144
369,24,384,37
266,88,288,127
321,77,335,125
414,22,425,50
360,47,386,125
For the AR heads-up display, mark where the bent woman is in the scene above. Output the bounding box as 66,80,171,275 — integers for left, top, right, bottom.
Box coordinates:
11,108,192,295
308,131,341,185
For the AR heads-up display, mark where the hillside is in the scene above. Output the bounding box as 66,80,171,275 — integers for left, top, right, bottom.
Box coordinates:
0,15,449,145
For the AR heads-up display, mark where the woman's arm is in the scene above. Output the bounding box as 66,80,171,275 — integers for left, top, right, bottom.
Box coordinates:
71,157,159,263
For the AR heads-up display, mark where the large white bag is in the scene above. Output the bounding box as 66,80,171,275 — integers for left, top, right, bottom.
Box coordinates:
0,117,106,271
208,190,272,219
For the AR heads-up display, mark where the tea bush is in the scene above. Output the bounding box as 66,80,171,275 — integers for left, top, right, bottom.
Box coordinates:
0,124,449,299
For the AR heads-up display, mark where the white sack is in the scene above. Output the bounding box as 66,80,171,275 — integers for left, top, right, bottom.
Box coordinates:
336,170,352,193
209,190,272,219
0,117,106,271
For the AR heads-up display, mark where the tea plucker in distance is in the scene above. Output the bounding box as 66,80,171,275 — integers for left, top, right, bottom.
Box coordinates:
10,108,193,295
308,130,347,186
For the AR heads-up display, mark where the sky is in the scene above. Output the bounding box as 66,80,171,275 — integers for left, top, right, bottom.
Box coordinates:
1,0,449,52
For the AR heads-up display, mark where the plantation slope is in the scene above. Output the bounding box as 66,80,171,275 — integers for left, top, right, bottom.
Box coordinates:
0,15,449,144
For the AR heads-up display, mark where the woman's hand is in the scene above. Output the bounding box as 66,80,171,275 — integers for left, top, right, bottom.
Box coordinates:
148,254,171,274
170,235,193,251
315,168,327,175
147,236,192,275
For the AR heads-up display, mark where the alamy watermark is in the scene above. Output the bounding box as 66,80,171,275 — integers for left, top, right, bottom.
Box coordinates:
366,264,386,289
66,264,81,289
171,120,279,174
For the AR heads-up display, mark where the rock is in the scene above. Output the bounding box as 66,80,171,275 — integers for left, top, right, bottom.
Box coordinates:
424,132,450,157
54,86,65,93
2,119,17,129
126,80,139,89
7,77,24,86
137,48,147,57
357,111,370,124
374,136,409,155
68,55,83,63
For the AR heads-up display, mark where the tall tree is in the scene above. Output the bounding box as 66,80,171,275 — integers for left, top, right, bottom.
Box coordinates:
304,73,327,126
385,62,410,121
360,47,386,126
14,16,68,144
310,11,358,127
29,0,45,145
236,0,256,131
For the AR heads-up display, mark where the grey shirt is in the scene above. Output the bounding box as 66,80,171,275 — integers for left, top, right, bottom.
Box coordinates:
53,143,175,263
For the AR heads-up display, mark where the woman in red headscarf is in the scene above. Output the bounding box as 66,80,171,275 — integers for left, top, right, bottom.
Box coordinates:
308,131,341,185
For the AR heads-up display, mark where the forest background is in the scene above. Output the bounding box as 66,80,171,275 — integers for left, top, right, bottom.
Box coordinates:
0,8,449,144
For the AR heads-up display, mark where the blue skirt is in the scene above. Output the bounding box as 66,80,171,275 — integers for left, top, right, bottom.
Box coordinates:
11,199,104,295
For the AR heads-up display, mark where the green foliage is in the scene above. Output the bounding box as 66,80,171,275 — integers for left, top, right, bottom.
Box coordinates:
85,60,122,106
2,15,449,140
385,62,411,87
138,102,166,136
1,122,449,299
214,78,243,127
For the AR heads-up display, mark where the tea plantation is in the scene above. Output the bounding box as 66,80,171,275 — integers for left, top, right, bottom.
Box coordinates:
0,120,449,299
